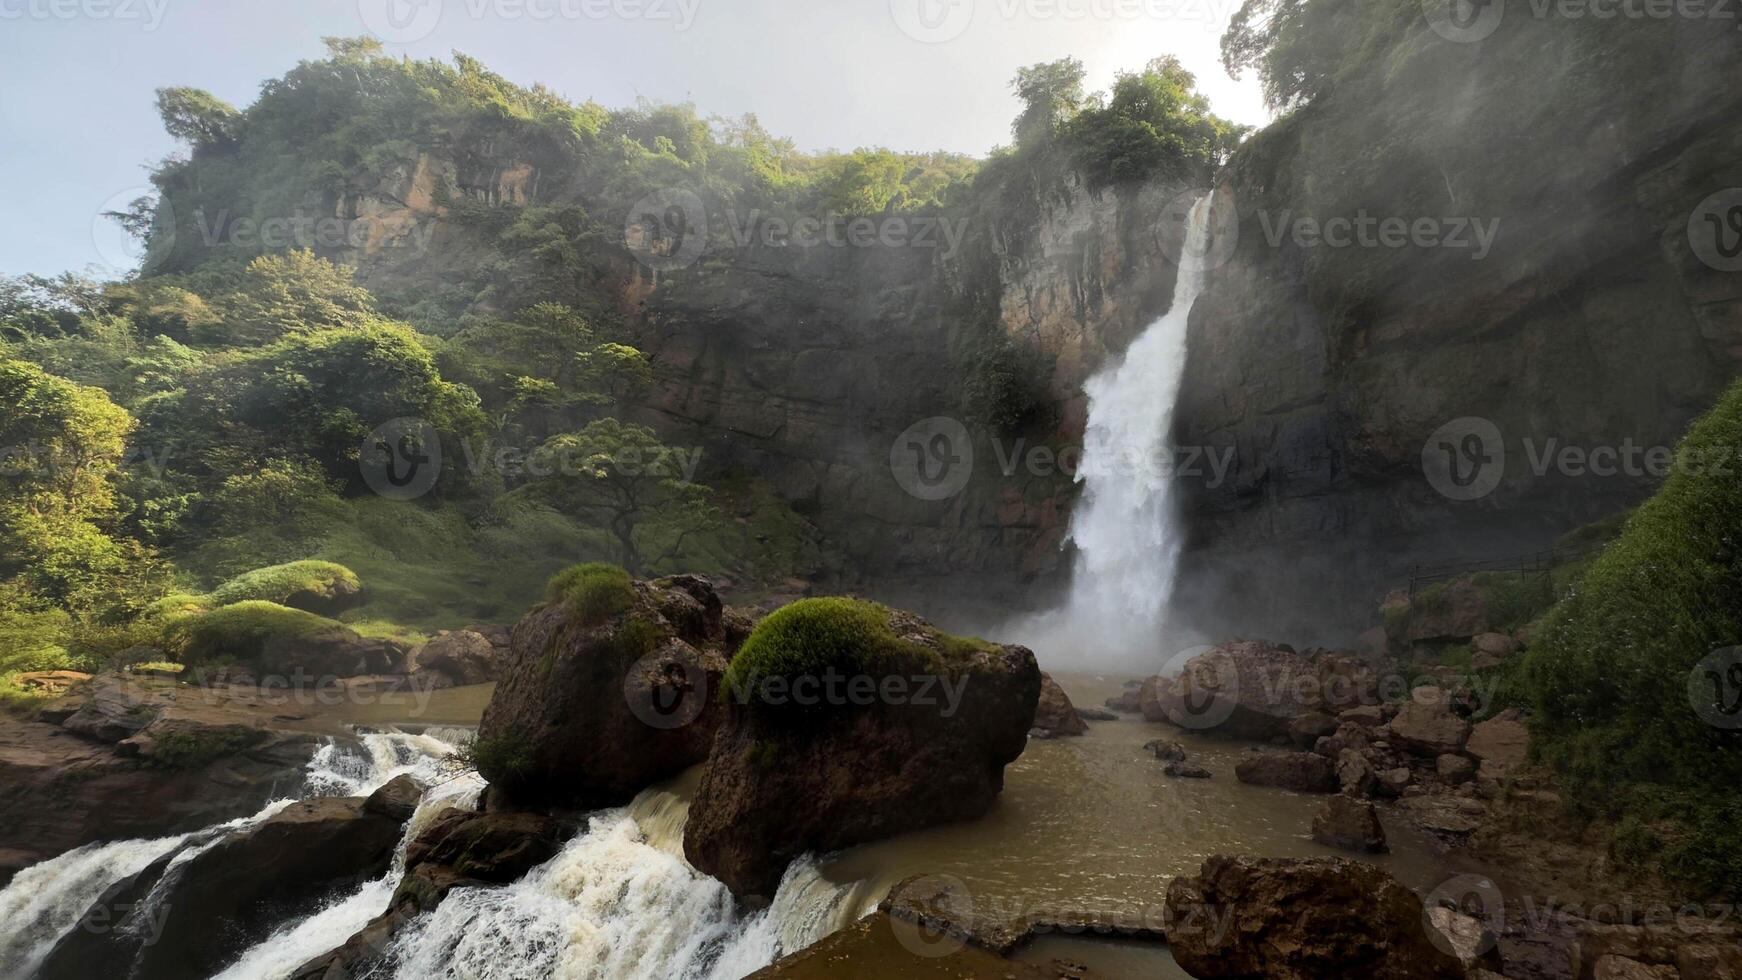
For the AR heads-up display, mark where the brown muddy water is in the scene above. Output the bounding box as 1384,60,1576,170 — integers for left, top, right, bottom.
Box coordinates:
331,673,1473,978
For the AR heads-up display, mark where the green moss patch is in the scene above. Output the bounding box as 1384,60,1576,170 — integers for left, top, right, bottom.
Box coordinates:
545,562,635,626
209,560,359,607
165,600,343,663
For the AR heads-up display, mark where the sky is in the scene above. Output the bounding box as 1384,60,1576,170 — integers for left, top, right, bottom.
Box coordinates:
0,0,1268,277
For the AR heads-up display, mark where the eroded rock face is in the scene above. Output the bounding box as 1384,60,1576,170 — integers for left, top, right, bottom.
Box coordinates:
1389,688,1472,757
1165,856,1464,980
1030,673,1088,736
683,615,1040,901
1312,795,1387,853
476,575,742,810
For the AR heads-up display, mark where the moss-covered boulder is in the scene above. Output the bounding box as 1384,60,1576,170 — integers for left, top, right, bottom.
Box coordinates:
165,601,405,680
683,598,1040,901
474,565,745,810
209,560,363,616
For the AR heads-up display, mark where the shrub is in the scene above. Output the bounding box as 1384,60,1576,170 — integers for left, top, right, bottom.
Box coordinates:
468,728,536,789
1522,378,1742,899
209,560,359,607
545,562,635,626
165,600,341,663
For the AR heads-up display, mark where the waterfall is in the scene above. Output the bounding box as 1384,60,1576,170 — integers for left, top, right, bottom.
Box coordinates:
375,781,878,980
0,728,472,979
1021,192,1220,665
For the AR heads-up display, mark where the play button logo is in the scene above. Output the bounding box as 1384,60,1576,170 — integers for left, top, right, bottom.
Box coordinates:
891,0,974,43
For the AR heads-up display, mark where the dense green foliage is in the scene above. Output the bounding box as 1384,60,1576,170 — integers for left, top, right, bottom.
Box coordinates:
1221,0,1416,110
545,562,635,626
164,600,343,664
1522,380,1742,899
723,598,932,698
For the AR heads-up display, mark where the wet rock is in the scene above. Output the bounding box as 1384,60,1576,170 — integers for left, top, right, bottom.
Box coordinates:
1146,641,1319,738
1312,794,1387,852
1164,856,1463,980
1389,688,1471,756
1377,767,1413,797
1436,754,1476,785
403,808,563,883
1676,943,1742,980
1235,749,1337,793
1144,739,1188,762
59,674,167,743
1467,710,1530,780
1426,907,1500,971
1076,706,1118,721
1471,632,1521,670
365,774,426,821
1401,795,1486,836
1165,762,1213,779
684,605,1039,901
1289,711,1340,748
1103,689,1143,714
1336,748,1378,797
476,573,741,811
1339,704,1386,728
1030,673,1088,736
409,629,500,686
1592,956,1677,980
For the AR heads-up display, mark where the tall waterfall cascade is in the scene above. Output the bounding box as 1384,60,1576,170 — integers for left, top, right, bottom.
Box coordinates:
1022,192,1219,665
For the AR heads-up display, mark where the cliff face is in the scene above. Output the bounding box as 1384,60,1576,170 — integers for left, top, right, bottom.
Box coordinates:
1171,20,1742,640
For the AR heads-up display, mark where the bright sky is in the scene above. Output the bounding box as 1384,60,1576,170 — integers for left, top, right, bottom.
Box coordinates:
0,0,1268,277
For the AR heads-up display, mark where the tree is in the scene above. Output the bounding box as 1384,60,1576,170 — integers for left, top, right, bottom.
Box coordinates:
1065,57,1247,188
1011,59,1087,148
1222,0,1363,111
155,87,241,148
213,250,378,345
520,419,719,575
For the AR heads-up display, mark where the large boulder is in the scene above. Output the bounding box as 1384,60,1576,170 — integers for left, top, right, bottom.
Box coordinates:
1389,687,1472,756
1466,709,1530,781
1312,794,1388,852
409,629,500,686
1165,856,1464,980
39,781,412,979
475,566,742,810
403,808,563,883
170,601,407,680
684,598,1040,901
1030,672,1087,736
1234,749,1337,792
209,560,365,616
1145,641,1350,739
